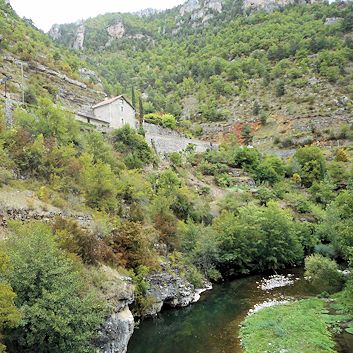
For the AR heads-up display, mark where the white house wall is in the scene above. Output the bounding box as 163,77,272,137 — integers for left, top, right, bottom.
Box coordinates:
93,98,137,130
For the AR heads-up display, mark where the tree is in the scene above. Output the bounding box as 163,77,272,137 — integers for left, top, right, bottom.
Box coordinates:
241,125,253,146
131,87,136,109
139,96,144,126
79,153,118,211
293,146,326,187
111,126,153,168
213,203,304,275
276,80,285,97
0,251,21,353
2,222,105,353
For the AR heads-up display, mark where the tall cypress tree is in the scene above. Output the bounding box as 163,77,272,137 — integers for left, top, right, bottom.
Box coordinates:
139,96,144,126
131,87,136,109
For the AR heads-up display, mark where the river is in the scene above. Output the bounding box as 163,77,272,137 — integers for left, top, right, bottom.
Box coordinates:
127,268,325,353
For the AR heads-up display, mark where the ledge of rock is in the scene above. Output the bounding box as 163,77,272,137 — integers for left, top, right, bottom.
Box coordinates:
144,265,212,317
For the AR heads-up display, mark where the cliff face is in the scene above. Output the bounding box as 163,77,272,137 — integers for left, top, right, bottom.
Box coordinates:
48,0,322,50
95,269,135,353
243,0,316,12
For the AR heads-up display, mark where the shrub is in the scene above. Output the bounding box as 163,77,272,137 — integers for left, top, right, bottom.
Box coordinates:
2,222,106,353
335,148,349,162
276,80,285,97
293,146,326,187
304,254,344,293
260,112,268,125
107,222,159,269
53,218,118,266
111,125,153,168
144,113,177,129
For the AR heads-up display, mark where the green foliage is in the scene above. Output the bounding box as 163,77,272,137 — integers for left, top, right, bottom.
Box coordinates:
144,113,177,129
240,299,336,353
275,80,286,97
177,221,220,280
111,125,153,168
131,265,154,317
52,2,353,120
293,146,326,187
15,98,80,146
0,251,21,353
316,190,353,261
309,180,335,205
79,153,118,211
305,254,344,293
213,202,304,275
241,125,253,146
1,222,106,353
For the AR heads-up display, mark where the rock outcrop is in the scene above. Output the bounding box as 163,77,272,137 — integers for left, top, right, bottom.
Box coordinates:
73,23,85,50
178,0,223,26
180,0,223,16
107,21,126,39
243,0,316,13
144,265,212,317
134,8,162,17
0,187,93,228
95,269,135,353
48,24,61,40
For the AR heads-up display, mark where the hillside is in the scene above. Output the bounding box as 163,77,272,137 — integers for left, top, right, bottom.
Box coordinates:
50,0,353,151
0,1,353,353
0,0,105,113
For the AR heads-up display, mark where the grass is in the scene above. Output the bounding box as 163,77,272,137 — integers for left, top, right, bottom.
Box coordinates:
240,299,336,353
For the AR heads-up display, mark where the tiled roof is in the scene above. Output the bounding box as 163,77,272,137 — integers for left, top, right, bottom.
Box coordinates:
92,95,135,110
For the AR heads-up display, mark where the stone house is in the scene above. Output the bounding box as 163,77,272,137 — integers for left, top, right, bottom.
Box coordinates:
77,95,137,130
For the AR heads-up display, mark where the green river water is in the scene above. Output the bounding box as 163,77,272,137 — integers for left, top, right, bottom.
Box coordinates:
127,268,353,353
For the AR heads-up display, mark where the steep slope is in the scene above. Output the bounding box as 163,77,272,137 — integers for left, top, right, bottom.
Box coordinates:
0,0,105,114
50,0,353,150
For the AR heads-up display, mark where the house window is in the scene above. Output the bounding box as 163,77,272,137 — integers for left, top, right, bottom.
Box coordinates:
120,104,124,112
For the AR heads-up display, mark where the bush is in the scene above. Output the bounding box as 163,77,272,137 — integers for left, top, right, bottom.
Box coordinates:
276,80,285,97
112,125,153,168
260,112,268,125
2,222,106,353
304,254,344,293
213,203,304,275
107,221,159,269
335,148,349,162
53,218,118,266
144,113,177,129
293,146,326,187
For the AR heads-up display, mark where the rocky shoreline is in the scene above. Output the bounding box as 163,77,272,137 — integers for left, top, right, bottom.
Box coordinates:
97,267,212,353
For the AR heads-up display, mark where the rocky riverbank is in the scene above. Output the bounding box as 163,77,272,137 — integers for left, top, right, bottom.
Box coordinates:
96,265,211,353
144,267,212,317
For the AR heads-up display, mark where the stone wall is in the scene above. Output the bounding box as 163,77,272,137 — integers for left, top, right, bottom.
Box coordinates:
143,122,213,154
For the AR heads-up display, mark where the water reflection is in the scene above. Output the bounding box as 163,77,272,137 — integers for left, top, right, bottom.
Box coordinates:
128,269,317,353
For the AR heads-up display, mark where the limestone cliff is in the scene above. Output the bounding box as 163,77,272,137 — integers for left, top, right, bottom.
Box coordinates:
94,268,135,353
